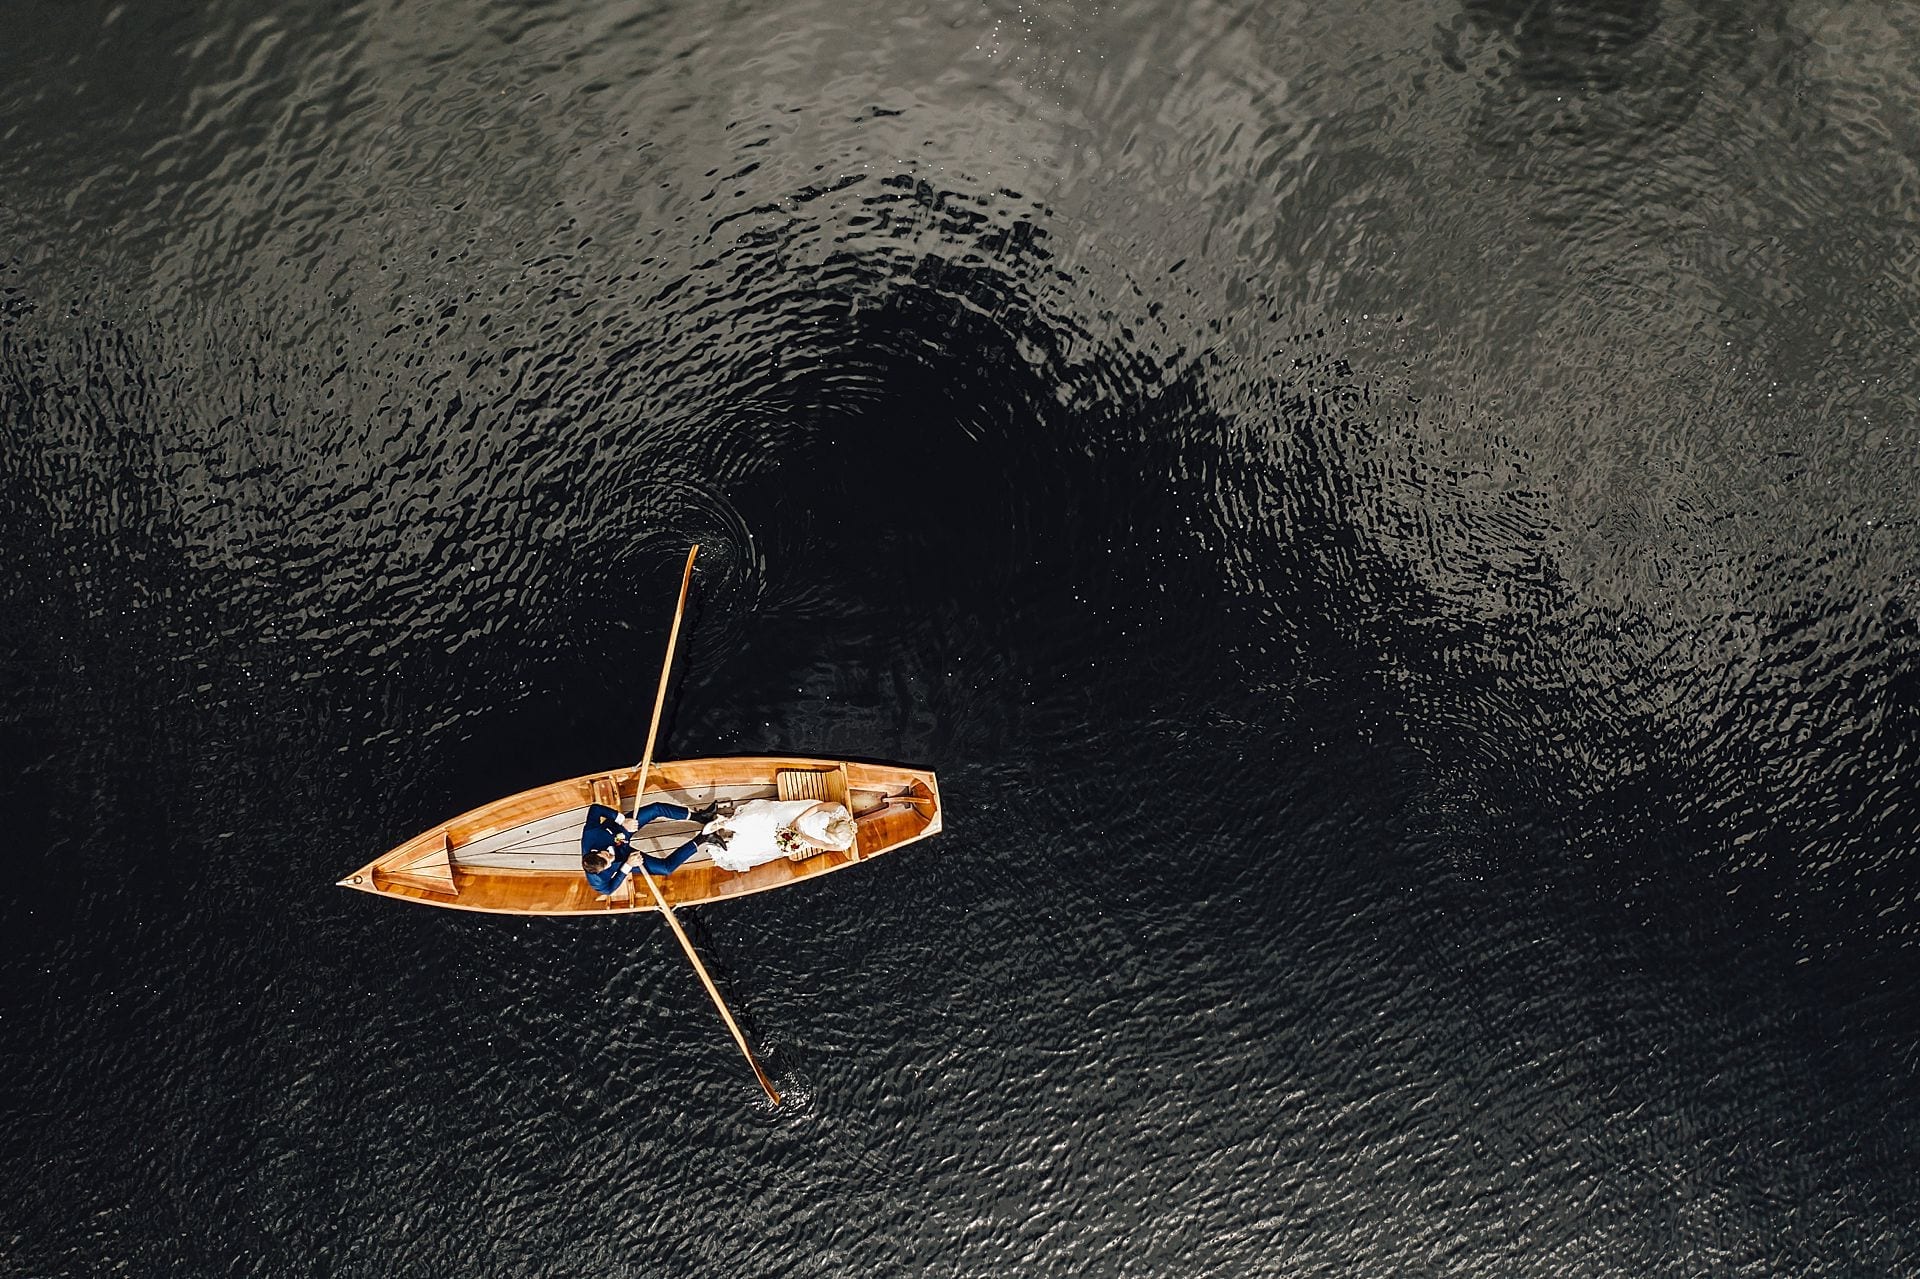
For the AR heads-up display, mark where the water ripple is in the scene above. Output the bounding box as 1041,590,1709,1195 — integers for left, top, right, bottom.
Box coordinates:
2,0,1917,1275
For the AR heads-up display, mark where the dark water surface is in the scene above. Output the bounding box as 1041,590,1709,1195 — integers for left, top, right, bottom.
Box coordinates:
3,0,1917,1274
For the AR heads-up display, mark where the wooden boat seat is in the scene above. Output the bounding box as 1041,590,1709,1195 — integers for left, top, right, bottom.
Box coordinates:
379,832,458,896
596,876,639,907
776,766,846,805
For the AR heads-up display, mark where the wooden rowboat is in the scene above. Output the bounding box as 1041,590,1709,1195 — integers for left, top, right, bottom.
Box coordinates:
340,545,923,1103
337,755,942,916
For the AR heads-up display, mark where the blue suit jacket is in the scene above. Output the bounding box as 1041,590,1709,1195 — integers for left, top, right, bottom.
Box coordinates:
581,802,690,892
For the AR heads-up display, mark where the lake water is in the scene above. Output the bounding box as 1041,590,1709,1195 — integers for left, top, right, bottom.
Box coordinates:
1,1,1916,1274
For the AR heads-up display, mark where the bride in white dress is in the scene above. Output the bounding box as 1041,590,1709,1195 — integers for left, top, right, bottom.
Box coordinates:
701,799,856,872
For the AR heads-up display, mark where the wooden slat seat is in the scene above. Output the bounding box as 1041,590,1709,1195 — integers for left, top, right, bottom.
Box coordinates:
776,768,831,802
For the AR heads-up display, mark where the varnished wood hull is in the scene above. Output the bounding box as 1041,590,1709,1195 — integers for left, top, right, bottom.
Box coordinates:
338,756,941,916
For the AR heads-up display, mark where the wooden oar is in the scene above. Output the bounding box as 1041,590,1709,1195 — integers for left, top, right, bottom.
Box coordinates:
626,544,782,1106
626,544,700,834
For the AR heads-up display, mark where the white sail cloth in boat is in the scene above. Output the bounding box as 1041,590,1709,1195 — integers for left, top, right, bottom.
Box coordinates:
703,799,856,872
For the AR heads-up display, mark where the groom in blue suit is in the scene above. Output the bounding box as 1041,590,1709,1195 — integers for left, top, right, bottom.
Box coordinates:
580,800,719,895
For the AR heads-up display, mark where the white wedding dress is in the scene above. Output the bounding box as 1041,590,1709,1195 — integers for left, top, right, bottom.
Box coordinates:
702,800,856,872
